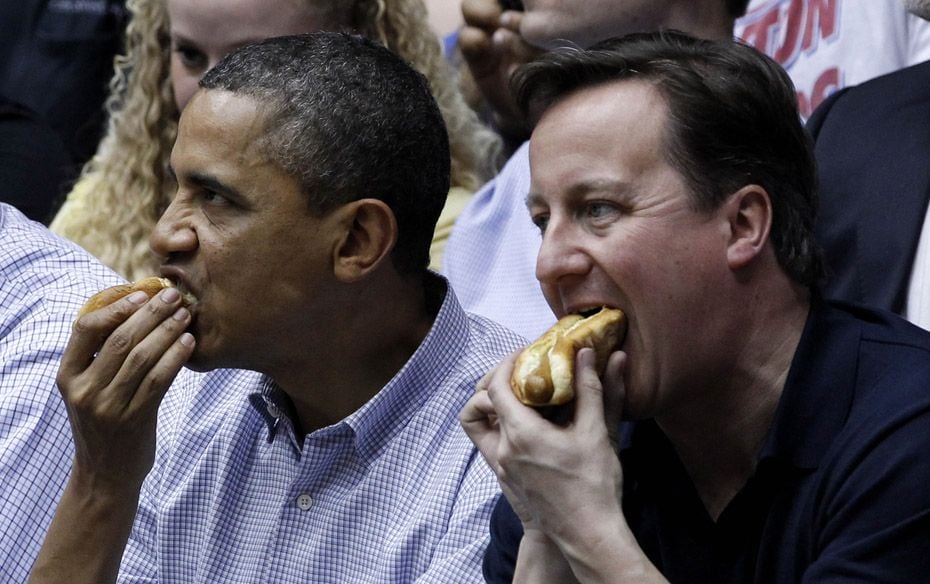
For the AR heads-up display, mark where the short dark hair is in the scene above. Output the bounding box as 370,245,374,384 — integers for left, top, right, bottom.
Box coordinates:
513,30,822,287
199,32,451,275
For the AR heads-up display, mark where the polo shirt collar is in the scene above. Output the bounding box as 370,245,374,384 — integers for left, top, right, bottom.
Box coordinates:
619,296,859,472
757,295,859,470
345,275,469,463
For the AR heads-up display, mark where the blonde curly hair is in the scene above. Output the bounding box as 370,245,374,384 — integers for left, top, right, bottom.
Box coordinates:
51,0,500,281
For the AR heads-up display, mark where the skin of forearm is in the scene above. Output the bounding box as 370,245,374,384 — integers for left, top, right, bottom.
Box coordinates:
555,517,668,584
29,472,140,584
514,530,580,583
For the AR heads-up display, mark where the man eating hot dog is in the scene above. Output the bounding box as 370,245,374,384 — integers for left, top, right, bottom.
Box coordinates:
460,31,930,582
30,32,524,583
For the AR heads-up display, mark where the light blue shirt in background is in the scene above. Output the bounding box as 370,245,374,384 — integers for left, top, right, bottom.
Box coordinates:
0,203,123,581
442,142,557,341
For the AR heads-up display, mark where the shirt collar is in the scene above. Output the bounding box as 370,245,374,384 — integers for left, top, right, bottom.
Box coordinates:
246,274,470,461
757,295,859,470
343,274,471,463
248,377,304,452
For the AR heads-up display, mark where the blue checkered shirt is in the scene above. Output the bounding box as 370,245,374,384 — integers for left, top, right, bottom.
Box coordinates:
0,203,124,582
118,280,525,582
442,141,558,341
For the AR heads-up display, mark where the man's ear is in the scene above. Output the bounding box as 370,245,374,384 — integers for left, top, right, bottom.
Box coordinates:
724,184,772,270
332,198,398,282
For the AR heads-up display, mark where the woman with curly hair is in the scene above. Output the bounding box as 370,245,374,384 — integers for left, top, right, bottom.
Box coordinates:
51,0,500,280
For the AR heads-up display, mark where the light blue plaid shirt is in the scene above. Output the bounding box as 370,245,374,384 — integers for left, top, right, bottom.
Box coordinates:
0,203,124,582
118,278,525,582
442,142,557,342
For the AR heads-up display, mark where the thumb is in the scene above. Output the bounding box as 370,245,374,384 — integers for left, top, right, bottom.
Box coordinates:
573,347,607,430
602,351,627,450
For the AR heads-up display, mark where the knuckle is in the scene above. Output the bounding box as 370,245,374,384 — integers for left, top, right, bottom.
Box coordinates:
160,313,186,334
66,383,109,419
105,329,135,354
67,386,94,411
144,297,165,315
144,370,166,393
124,346,152,372
71,316,94,336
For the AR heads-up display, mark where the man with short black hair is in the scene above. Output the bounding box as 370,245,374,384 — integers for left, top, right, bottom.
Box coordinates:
31,32,523,583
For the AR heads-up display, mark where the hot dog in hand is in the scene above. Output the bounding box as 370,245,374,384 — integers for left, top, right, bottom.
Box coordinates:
510,308,626,406
77,276,193,318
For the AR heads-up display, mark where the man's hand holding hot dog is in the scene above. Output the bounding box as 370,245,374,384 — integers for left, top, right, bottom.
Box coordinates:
461,346,666,582
31,285,194,583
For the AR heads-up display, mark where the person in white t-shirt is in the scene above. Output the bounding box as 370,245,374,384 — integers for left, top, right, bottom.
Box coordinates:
737,0,930,118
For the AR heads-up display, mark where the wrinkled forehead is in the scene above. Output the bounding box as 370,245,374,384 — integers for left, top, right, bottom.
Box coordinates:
532,79,670,159
175,90,272,160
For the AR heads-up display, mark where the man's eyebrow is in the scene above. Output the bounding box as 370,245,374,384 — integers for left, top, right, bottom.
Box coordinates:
190,172,238,197
525,179,633,210
171,165,244,201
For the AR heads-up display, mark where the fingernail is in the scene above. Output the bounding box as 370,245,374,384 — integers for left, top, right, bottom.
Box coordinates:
173,307,189,321
161,287,180,303
127,291,149,304
180,332,195,347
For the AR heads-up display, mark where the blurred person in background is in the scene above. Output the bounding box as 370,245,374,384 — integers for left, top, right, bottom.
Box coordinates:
737,0,930,118
50,0,499,278
807,0,930,328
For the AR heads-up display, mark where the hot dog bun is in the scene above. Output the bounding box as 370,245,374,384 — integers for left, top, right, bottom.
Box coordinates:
77,277,187,318
511,308,625,406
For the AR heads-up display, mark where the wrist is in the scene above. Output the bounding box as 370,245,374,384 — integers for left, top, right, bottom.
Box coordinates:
552,512,664,583
514,530,577,583
67,465,144,511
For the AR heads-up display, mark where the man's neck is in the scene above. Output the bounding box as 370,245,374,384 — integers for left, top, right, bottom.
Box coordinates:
658,287,810,520
272,273,442,437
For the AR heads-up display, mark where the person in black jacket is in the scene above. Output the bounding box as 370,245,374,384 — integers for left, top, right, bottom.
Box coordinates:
0,96,73,223
809,1,930,329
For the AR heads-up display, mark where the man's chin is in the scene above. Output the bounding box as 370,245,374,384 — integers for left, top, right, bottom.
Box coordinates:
182,348,216,373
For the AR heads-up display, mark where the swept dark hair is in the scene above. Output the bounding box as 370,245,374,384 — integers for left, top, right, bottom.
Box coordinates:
200,32,451,275
514,30,822,286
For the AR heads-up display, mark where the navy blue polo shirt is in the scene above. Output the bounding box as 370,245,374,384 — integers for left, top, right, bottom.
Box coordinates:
484,299,930,582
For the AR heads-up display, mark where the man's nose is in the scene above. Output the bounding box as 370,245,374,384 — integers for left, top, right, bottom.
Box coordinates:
149,196,197,259
535,219,590,286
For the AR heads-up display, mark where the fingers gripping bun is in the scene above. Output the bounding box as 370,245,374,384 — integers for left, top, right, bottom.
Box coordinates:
77,277,180,318
511,308,625,406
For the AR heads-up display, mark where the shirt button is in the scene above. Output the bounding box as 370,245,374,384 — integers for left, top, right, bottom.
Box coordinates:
296,493,313,511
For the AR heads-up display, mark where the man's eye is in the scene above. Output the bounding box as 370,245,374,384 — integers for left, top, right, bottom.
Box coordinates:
586,202,612,218
201,191,229,206
531,212,550,234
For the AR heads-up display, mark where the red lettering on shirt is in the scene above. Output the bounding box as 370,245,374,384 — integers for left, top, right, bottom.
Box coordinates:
740,0,840,66
810,67,840,112
802,0,838,54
